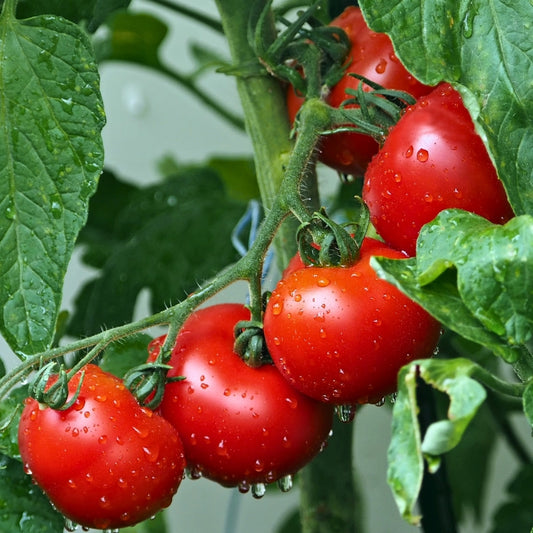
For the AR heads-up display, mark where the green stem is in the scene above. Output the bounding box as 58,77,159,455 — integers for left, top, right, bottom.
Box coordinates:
214,0,297,270
471,365,526,398
300,418,360,533
146,0,224,33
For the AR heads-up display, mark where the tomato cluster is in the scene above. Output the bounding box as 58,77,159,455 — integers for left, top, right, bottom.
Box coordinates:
286,6,433,176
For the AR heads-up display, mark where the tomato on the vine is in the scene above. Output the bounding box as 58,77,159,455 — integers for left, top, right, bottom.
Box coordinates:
148,303,334,488
18,364,185,530
263,238,441,405
362,83,515,256
287,6,433,176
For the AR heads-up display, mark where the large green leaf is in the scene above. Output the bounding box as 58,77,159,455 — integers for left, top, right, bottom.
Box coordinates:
0,6,105,354
68,168,246,337
0,454,64,533
387,358,487,525
359,0,533,216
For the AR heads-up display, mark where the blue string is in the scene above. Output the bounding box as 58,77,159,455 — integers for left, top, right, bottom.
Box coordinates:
231,200,273,285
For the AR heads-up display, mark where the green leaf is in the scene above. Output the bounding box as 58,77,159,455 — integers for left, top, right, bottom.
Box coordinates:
387,358,486,525
8,0,132,31
0,454,64,533
0,386,27,459
416,210,533,347
490,465,533,533
359,0,533,216
93,11,168,67
0,9,105,354
99,333,154,379
68,167,245,337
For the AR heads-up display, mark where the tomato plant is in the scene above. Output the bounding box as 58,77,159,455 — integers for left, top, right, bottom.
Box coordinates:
0,0,531,532
18,364,186,530
263,238,441,404
363,83,515,255
286,5,433,176
148,304,334,489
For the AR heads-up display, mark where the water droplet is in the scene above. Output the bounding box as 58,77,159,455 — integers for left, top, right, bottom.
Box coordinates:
252,483,266,499
272,302,283,316
277,475,293,492
405,145,414,158
374,397,386,407
416,149,429,162
64,517,78,531
335,404,357,423
316,277,330,287
98,435,107,445
238,481,250,493
294,294,302,302
424,193,433,203
4,200,16,220
375,58,387,74
186,465,202,480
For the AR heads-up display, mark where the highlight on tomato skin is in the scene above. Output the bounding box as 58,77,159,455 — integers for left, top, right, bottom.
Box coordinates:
286,6,434,177
263,238,442,405
18,364,186,531
147,303,335,489
362,82,515,256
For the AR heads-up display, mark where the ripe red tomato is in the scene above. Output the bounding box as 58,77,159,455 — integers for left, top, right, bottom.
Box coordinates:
362,83,515,256
263,238,441,405
287,6,432,176
148,303,334,488
18,364,185,530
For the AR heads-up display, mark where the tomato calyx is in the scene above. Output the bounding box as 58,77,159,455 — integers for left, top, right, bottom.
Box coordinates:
325,74,416,144
124,362,184,409
297,202,369,267
29,362,85,410
234,319,272,368
252,1,350,98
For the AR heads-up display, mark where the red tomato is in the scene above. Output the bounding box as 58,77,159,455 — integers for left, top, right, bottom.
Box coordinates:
18,364,185,530
362,83,515,256
148,303,334,488
287,6,433,176
263,238,441,405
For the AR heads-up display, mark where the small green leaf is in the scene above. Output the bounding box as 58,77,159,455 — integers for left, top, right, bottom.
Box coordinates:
387,358,486,525
359,0,533,216
93,11,168,67
0,454,64,532
0,10,105,354
0,386,27,459
99,333,154,379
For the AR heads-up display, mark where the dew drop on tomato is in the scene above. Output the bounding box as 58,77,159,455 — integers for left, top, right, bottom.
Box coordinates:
375,58,387,74
64,517,78,532
278,474,293,492
252,482,266,499
335,404,357,423
416,148,429,162
238,480,250,493
405,145,414,158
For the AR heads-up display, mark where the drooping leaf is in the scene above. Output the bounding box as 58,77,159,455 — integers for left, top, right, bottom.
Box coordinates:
359,0,533,216
0,454,64,533
68,168,246,337
0,7,105,354
387,358,486,525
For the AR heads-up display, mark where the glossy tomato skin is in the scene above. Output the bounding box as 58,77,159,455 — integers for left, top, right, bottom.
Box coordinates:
18,365,185,530
363,83,515,256
263,239,441,405
148,303,334,487
287,6,432,176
